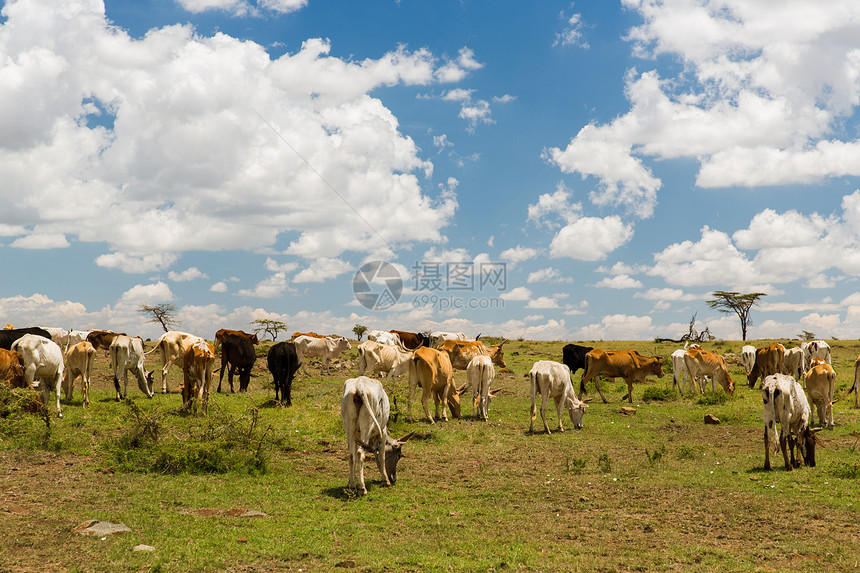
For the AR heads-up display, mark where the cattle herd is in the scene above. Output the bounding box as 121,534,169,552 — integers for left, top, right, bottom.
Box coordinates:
0,325,858,494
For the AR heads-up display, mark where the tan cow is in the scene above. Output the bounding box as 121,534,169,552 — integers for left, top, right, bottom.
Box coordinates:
147,331,206,393
62,341,95,407
290,331,325,340
805,362,836,429
683,348,734,396
747,344,785,388
437,339,507,370
86,330,125,355
356,340,413,383
579,349,664,404
407,346,461,423
0,348,26,388
182,340,216,415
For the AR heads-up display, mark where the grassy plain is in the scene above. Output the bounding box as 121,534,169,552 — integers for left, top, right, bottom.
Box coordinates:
1,337,859,572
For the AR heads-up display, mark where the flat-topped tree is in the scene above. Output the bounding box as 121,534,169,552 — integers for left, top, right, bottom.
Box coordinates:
706,291,767,341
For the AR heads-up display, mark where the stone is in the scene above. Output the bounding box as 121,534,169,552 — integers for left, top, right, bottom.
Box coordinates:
73,520,131,537
619,407,636,415
704,414,720,424
133,544,156,552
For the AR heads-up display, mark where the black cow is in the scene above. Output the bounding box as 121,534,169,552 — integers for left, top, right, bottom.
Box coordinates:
562,343,594,376
0,327,51,350
389,330,430,350
267,341,300,406
217,334,256,393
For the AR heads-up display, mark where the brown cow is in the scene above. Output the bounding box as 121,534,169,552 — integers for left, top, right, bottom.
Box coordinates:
0,348,26,388
389,330,430,350
437,339,507,370
87,330,125,354
580,349,664,404
290,331,325,340
683,348,734,395
747,344,785,388
407,346,461,423
63,341,95,407
805,362,836,429
214,328,259,349
182,340,215,415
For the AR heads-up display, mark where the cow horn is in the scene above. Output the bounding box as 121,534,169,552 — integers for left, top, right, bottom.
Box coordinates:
475,333,482,341
457,382,469,395
396,431,416,443
357,438,379,453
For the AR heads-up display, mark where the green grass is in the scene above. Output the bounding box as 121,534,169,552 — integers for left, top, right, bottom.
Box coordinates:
1,337,859,571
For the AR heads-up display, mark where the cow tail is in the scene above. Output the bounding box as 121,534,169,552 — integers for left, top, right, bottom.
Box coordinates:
355,389,386,451
580,355,590,396
109,343,121,394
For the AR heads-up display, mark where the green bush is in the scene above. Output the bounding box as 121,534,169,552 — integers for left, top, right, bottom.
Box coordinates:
696,391,728,406
642,387,677,402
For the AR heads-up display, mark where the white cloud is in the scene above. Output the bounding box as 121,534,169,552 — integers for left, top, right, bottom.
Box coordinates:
237,273,289,298
500,286,532,301
594,274,643,289
575,313,656,340
0,2,473,271
500,245,539,267
549,216,634,260
264,257,299,274
168,267,208,282
293,258,352,283
555,10,588,49
527,267,573,284
10,233,69,249
210,281,228,293
527,182,581,227
119,282,174,306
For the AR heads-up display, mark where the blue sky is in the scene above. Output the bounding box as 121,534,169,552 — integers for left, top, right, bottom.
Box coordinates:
3,0,860,342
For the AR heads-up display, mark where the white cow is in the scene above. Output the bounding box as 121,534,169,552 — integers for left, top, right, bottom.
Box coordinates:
356,340,413,383
466,354,495,421
11,334,65,417
741,345,756,375
801,340,831,370
294,335,352,375
340,376,412,495
804,362,836,429
63,341,95,407
853,356,860,409
671,348,697,396
366,330,400,346
40,327,70,347
109,335,155,400
529,360,587,434
429,331,467,348
182,340,216,416
147,330,206,393
782,347,805,381
762,374,818,470
65,330,91,349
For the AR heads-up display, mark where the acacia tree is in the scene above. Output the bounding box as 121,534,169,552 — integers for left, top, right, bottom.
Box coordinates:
706,291,767,341
252,318,287,341
138,303,179,333
352,324,368,341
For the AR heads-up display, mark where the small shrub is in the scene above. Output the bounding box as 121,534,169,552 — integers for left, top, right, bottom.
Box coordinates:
645,445,667,466
642,387,677,402
597,452,612,473
566,457,587,474
676,445,699,460
696,391,728,406
830,462,860,479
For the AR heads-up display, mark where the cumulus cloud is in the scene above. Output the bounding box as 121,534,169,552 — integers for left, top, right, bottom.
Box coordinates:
594,274,643,289
549,216,634,260
527,267,573,284
168,267,208,282
293,258,352,283
575,313,656,340
237,273,290,298
499,245,539,268
119,282,174,306
10,233,69,249
0,1,479,273
500,286,532,301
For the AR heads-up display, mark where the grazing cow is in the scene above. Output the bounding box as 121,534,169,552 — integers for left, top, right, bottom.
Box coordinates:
217,333,256,393
341,376,413,495
429,331,467,348
389,330,430,350
87,330,125,354
109,335,154,400
356,340,413,383
782,347,805,381
290,331,325,340
741,345,756,375
762,374,818,471
747,344,785,388
214,329,259,349
562,343,594,376
853,356,860,409
0,348,26,388
267,341,300,405
11,334,65,417
466,355,495,421
437,339,507,370
801,340,831,370
684,348,734,395
580,349,664,404
366,330,399,345
182,340,215,415
62,341,95,407
293,335,351,375
407,346,461,423
804,362,836,429
0,327,52,350
671,348,697,396
147,331,206,393
529,360,587,434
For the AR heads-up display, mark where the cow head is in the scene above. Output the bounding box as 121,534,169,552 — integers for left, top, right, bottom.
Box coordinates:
648,357,664,378
446,389,462,419
383,432,414,484
139,370,155,398
565,396,588,430
488,340,508,368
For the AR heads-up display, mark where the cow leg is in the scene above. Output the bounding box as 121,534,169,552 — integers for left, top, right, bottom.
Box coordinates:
284,375,293,407
529,377,538,433
62,370,74,402
357,448,367,495
541,391,551,434
555,396,565,433
623,379,635,404
52,373,62,418
161,355,177,393
779,433,792,471
113,374,122,401
763,427,771,471
422,385,435,424
228,364,236,393
439,383,449,422
83,362,91,407
593,376,609,403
